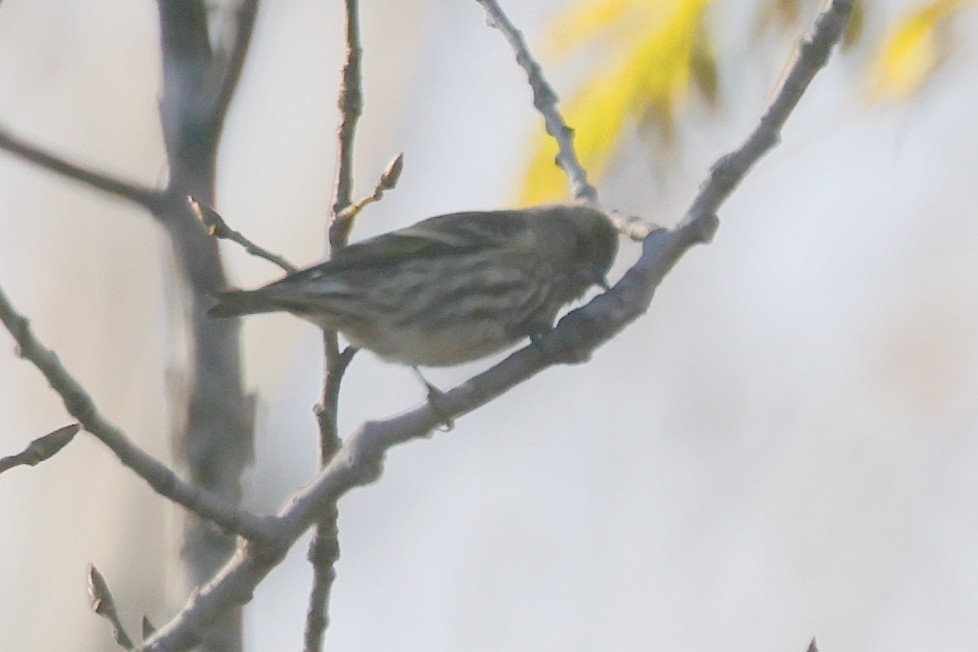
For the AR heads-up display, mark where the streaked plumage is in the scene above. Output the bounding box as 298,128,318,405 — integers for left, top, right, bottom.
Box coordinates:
209,204,618,366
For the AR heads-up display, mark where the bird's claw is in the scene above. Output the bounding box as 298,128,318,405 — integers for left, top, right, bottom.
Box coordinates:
412,368,455,431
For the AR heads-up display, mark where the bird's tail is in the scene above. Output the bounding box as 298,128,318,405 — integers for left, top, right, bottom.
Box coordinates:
208,290,280,318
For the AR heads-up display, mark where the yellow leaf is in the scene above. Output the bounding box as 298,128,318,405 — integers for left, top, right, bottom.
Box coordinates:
691,28,719,107
521,66,637,205
522,0,713,204
870,0,976,100
547,0,635,58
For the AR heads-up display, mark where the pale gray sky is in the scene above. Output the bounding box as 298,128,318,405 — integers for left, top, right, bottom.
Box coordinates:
1,1,977,651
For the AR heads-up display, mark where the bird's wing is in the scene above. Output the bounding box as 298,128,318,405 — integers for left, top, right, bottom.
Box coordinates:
260,211,534,289
324,210,531,271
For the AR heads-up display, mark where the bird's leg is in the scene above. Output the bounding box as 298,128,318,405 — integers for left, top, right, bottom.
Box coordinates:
412,367,454,431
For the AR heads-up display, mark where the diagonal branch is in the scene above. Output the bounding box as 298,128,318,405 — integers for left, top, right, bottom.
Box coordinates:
191,198,297,273
0,283,274,545
0,126,164,211
473,0,597,204
140,2,853,649
683,0,853,227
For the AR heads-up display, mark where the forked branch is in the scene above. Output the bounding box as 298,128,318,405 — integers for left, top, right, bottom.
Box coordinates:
138,2,853,649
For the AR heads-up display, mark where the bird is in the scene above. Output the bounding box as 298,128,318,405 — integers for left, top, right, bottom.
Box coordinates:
209,204,618,367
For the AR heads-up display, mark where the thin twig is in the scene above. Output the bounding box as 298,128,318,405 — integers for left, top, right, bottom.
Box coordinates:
88,564,135,650
190,197,298,273
336,152,404,223
473,0,597,205
303,501,339,648
305,0,365,647
141,3,853,649
0,284,274,544
0,423,79,475
326,0,365,247
0,126,164,211
304,345,355,652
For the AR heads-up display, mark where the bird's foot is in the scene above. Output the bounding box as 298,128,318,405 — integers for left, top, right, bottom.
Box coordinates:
412,368,454,431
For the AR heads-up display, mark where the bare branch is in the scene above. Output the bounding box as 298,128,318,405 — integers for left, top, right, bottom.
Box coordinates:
326,0,365,247
190,197,297,273
302,502,340,652
473,0,597,205
140,2,852,648
335,152,404,224
305,0,366,646
0,284,273,544
682,0,853,230
0,126,164,211
88,564,136,650
0,423,79,475
155,5,258,649
209,0,261,136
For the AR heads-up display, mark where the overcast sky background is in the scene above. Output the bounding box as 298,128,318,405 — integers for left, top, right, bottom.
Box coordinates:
1,1,977,650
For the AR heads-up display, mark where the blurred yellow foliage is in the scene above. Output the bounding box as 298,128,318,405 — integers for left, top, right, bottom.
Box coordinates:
870,0,976,100
520,0,714,204
521,0,976,204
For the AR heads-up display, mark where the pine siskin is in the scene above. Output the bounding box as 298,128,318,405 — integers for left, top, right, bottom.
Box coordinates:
209,204,618,367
